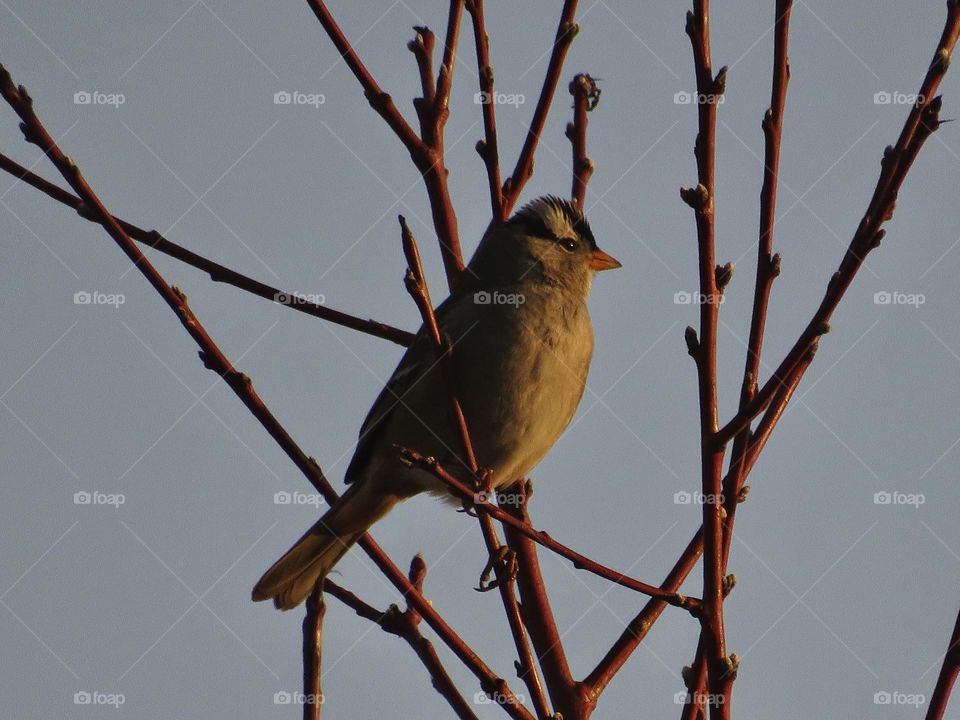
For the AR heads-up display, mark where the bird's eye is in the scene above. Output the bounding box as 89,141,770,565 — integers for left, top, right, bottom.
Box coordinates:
558,237,577,252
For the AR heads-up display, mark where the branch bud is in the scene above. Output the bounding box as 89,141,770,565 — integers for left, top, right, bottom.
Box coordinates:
737,485,751,503
680,183,710,210
715,262,734,290
684,326,700,357
722,573,737,596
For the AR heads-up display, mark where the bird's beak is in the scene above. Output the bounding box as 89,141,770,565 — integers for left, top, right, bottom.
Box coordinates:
589,248,622,271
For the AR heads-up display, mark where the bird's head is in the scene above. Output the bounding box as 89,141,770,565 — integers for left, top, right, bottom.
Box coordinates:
468,196,620,297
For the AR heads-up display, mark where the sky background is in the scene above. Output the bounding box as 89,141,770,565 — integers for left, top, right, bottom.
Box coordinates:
2,1,959,718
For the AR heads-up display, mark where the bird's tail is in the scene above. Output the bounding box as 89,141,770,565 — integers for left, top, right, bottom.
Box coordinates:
253,482,397,610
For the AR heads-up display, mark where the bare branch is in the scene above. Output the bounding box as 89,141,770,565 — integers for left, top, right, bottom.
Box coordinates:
465,0,504,219
0,151,414,347
926,601,960,720
302,583,326,720
566,73,599,210
501,0,581,219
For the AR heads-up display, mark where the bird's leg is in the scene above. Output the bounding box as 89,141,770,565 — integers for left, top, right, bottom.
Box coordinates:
476,544,519,592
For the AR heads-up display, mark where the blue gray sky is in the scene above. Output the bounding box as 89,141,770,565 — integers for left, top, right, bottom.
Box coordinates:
2,2,959,718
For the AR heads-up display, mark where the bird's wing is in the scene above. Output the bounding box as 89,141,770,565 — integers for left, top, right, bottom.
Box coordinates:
343,295,458,484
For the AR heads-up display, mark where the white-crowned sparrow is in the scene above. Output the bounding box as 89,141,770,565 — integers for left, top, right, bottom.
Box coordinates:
253,196,620,609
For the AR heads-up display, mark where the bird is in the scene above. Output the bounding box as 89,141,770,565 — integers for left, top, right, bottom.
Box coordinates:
253,196,621,610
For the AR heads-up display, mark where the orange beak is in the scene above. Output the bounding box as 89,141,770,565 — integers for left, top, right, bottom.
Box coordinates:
589,248,622,271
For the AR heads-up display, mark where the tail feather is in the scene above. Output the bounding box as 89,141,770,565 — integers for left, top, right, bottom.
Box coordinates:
253,482,396,610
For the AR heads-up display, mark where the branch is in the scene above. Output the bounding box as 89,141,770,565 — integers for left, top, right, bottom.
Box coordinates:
324,567,481,720
566,73,599,211
682,1,732,714
926,601,960,720
0,152,414,347
399,448,703,610
0,65,531,720
400,218,551,718
501,0,581,219
302,582,326,720
305,0,465,289
465,0,504,219
716,0,960,446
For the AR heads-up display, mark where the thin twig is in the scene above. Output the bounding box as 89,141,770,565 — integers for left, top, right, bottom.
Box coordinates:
302,582,326,720
682,1,732,714
324,569,482,720
926,602,960,720
501,0,581,219
398,448,703,610
721,0,792,570
566,73,599,211
715,0,960,446
465,0,504,219
0,152,414,346
305,0,465,289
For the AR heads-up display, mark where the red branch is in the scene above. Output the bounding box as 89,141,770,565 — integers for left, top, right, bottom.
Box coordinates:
305,0,465,290
682,1,732,715
926,602,960,720
399,449,702,610
566,73,599,210
324,568,481,720
715,0,960,446
0,65,532,720
302,582,326,720
500,0,581,220
721,0,793,571
0,152,414,347
465,0,504,219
